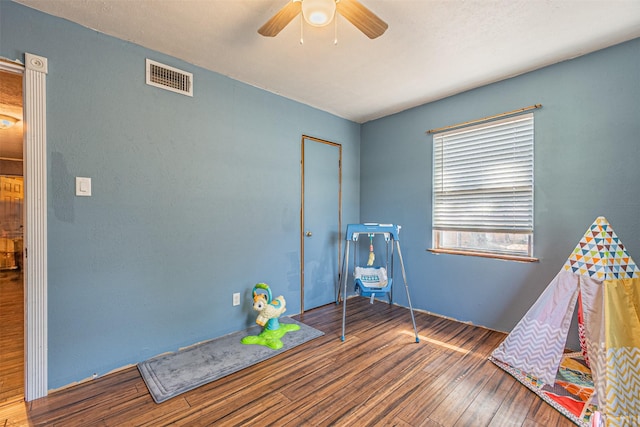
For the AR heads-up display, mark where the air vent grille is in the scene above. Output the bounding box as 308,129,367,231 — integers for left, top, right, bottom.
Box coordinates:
146,59,193,96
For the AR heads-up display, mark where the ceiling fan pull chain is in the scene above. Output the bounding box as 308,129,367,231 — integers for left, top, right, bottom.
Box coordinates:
300,15,304,45
334,13,338,45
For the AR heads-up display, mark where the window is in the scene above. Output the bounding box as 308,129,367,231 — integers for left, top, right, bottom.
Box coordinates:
431,113,534,260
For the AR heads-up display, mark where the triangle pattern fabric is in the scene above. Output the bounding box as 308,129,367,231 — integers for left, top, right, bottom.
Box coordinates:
563,216,640,280
491,217,640,427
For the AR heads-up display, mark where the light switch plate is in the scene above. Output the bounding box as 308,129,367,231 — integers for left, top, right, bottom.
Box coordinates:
75,177,92,196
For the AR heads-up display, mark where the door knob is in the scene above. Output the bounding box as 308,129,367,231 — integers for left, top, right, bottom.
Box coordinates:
305,231,313,237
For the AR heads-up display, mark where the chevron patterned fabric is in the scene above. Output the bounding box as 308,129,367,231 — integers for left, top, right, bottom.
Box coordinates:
491,317,567,385
491,217,640,427
492,270,580,385
605,347,640,426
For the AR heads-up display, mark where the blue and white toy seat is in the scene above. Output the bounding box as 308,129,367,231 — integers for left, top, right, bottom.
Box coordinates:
354,266,392,303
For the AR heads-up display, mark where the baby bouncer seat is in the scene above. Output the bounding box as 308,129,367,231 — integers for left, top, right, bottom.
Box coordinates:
354,266,391,303
338,223,420,343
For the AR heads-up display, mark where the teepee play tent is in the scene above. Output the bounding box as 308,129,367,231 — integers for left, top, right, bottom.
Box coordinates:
490,217,640,427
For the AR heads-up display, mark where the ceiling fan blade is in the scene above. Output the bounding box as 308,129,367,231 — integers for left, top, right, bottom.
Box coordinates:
258,1,302,37
336,0,388,39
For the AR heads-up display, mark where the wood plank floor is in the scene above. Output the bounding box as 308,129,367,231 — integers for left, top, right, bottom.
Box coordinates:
0,286,575,426
0,270,24,409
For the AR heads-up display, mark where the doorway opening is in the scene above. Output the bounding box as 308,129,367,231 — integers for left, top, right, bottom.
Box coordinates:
0,69,25,404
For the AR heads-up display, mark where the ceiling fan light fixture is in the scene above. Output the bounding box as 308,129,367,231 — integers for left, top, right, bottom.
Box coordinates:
0,114,19,130
301,0,336,27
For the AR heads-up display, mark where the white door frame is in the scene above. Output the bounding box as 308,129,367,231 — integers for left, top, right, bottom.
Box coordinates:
1,53,49,401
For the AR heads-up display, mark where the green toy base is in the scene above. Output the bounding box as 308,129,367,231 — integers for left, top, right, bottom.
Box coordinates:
241,323,301,350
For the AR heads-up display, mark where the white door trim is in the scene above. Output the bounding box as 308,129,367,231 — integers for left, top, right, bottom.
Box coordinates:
1,53,50,401
24,53,49,401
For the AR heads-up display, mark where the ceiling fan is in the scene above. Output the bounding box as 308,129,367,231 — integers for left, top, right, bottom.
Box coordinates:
258,0,388,39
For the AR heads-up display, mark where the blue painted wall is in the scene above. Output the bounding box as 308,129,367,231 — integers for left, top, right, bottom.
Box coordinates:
3,0,639,391
1,2,360,389
360,38,640,349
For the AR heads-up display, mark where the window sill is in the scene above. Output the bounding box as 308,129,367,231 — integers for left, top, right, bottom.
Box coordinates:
427,248,539,263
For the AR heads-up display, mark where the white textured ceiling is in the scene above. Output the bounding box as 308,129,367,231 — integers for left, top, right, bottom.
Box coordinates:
9,0,640,124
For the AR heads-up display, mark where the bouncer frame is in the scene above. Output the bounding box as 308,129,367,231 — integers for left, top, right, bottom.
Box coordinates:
338,223,420,342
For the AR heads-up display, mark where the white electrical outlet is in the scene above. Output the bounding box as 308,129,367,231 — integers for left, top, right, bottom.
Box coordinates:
233,293,240,306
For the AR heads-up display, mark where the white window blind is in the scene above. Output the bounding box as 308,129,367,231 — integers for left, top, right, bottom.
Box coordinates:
433,114,534,233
